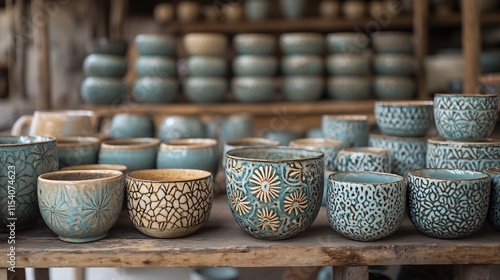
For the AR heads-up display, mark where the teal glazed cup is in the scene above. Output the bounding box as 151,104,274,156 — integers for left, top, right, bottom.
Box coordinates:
262,129,302,146
83,54,128,78
108,113,155,140
220,114,254,149
486,166,500,231
322,115,369,147
158,115,206,142
135,56,176,78
407,168,491,239
289,138,343,172
80,77,127,105
134,34,177,57
38,170,124,243
233,34,276,55
0,136,58,231
98,138,160,172
157,138,219,176
225,147,324,240
327,171,406,241
132,77,179,104
57,137,101,168
374,100,434,137
335,147,391,173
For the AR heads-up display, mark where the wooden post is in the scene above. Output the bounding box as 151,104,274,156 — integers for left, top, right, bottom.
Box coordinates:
413,0,429,99
4,269,26,280
32,0,52,110
453,265,490,280
334,266,369,280
15,0,27,101
110,0,127,40
461,0,481,94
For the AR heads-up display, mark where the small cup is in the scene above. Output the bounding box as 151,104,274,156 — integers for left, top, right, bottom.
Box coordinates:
220,114,254,149
342,0,367,19
135,56,176,78
322,115,369,147
373,76,416,100
335,147,391,173
154,3,175,23
98,138,160,172
132,77,179,104
486,166,500,231
83,54,127,78
326,54,370,76
231,77,276,103
281,55,323,76
374,100,434,137
80,77,127,105
372,32,413,54
134,34,177,57
319,0,341,18
233,55,278,76
60,164,127,173
185,56,228,77
326,32,370,55
244,0,270,21
108,114,155,139
183,77,228,103
327,77,371,101
289,138,343,172
183,33,228,56
57,137,101,168
282,76,324,102
158,115,206,142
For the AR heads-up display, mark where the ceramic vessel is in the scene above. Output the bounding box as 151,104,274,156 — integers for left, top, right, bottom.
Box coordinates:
108,114,155,139
319,0,341,18
135,56,176,78
11,110,96,137
407,168,490,239
327,77,371,100
323,170,336,206
183,33,228,56
433,94,498,141
326,32,369,55
335,147,391,173
132,77,179,104
222,5,243,22
223,137,280,169
202,5,219,22
282,76,324,102
57,137,101,168
326,54,370,76
158,115,206,142
342,0,367,19
289,138,343,171
126,169,213,238
231,77,275,103
233,34,276,55
184,77,227,103
220,114,254,148
373,54,416,76
83,54,127,78
233,55,278,76
369,134,427,176
80,77,127,105
280,33,325,55
177,1,200,23
60,164,127,173
280,0,306,19
157,138,219,176
89,38,128,57
98,138,160,172
426,138,500,172
225,147,324,240
327,171,406,241
281,55,323,76
262,129,302,146
0,136,58,231
38,170,123,242
244,0,270,21
374,100,434,137
486,166,500,231
373,76,415,100
372,32,413,54
322,115,369,147
185,56,228,77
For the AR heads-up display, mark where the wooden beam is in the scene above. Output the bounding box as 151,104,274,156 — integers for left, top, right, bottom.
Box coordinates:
32,0,52,110
461,0,481,94
109,0,127,40
334,266,369,280
413,0,429,99
453,265,490,280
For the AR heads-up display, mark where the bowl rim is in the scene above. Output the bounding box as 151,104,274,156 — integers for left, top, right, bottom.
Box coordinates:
434,93,499,98
161,138,218,150
407,168,490,182
375,100,434,107
226,146,324,163
57,137,101,147
329,171,404,185
289,138,343,148
0,135,56,147
487,166,500,175
126,168,212,183
233,33,276,41
101,138,160,150
322,114,368,122
337,147,389,155
427,137,500,146
38,170,123,184
369,133,428,141
60,164,127,172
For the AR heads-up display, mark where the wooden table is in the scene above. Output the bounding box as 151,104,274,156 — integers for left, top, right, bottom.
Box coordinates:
2,196,500,280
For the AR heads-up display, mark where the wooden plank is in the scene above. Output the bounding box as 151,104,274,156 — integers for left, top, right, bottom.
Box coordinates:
461,0,481,94
453,265,490,280
413,0,429,99
334,266,369,280
109,0,127,40
431,13,500,27
32,0,52,110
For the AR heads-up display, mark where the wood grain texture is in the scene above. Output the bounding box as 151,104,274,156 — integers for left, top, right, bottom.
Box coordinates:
453,265,490,280
413,0,428,100
461,0,481,94
333,266,369,280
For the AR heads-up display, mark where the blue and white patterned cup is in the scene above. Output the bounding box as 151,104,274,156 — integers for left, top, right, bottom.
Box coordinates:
335,147,391,173
486,166,500,231
289,138,343,171
322,115,369,147
374,100,434,137
223,137,279,169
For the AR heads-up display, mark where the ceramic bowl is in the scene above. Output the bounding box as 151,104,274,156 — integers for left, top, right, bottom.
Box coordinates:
223,137,279,169
0,136,58,231
225,147,324,240
372,32,413,54
60,164,127,173
323,170,336,206
244,0,270,21
327,171,405,241
219,114,255,146
183,33,228,56
374,100,434,137
184,77,227,103
83,54,128,78
326,54,370,76
232,77,275,103
38,170,124,242
262,129,302,146
282,76,324,102
327,77,371,100
80,77,127,105
281,55,323,76
233,55,278,76
132,77,179,104
135,34,176,56
98,138,160,172
57,137,101,168
108,113,155,139
486,166,500,231
280,0,306,18
158,115,206,142
335,147,391,173
373,76,416,100
177,1,200,23
89,38,128,57
407,168,490,239
434,94,498,141
185,56,228,77
135,56,176,78
289,138,343,171
322,115,369,147
373,54,416,76
126,169,214,238
233,34,276,55
191,267,239,280
426,138,500,172
154,3,175,23
342,0,367,19
280,33,325,55
326,32,369,54
369,134,427,176
157,138,219,176
306,127,324,138
319,0,341,18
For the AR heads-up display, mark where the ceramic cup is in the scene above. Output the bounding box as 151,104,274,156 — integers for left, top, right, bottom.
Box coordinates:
326,32,369,55
280,33,325,55
261,129,302,146
135,56,176,78
327,171,406,241
335,147,391,173
0,136,58,231
244,0,270,21
134,34,177,57
373,54,416,76
38,170,124,242
373,76,416,100
183,77,228,103
80,77,127,105
327,77,371,101
98,138,160,172
282,76,324,102
222,4,243,22
157,138,219,176
83,54,128,78
281,55,323,76
132,77,179,104
183,33,228,56
486,166,500,231
322,115,369,147
57,137,101,168
185,56,228,77
280,0,306,19
326,54,370,76
107,114,155,139
374,100,434,137
158,115,206,142
11,110,96,137
372,32,413,54
233,34,276,55
60,164,127,173
225,147,324,240
220,114,254,149
289,138,343,172
177,1,201,23
223,137,280,169
154,3,175,23
126,169,214,238
231,77,276,103
233,55,278,76
407,168,490,239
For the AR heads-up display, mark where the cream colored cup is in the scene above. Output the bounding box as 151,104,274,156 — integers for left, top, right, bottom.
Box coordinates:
11,110,96,137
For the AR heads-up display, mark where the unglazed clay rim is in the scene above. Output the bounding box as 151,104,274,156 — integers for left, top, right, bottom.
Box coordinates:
226,146,324,163
427,137,500,146
370,133,428,142
161,138,217,150
407,168,489,182
226,137,279,147
338,147,389,155
126,168,212,183
289,138,343,148
0,135,56,147
375,100,434,107
486,166,500,175
60,164,127,173
101,138,160,150
135,33,175,41
323,114,368,121
57,137,101,148
38,170,123,184
434,93,498,98
329,171,404,186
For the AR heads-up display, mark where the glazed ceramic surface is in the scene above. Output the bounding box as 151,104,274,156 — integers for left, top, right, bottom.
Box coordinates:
335,147,391,173
126,169,214,238
322,115,369,147
281,55,323,76
486,166,500,231
407,168,490,239
83,54,127,78
280,0,306,18
80,77,127,105
327,171,406,241
231,77,275,103
282,76,324,102
135,56,176,78
108,114,155,140
262,129,302,146
223,137,280,169
372,32,413,54
289,138,343,171
280,33,325,55
0,136,58,231
38,170,123,242
225,147,324,240
177,1,200,23
57,137,100,168
158,115,206,142
342,0,367,19
220,114,254,148
185,56,228,77
233,34,276,55
183,33,228,56
373,76,416,100
244,0,270,21
323,170,336,206
132,77,178,104
134,34,176,56
306,127,323,138
11,110,95,137
233,55,278,76
319,0,341,18
374,101,434,137
157,139,219,176
184,77,227,103
326,54,370,76
433,94,498,141
327,77,371,100
98,138,160,172
326,32,369,54
373,54,416,76
60,164,127,173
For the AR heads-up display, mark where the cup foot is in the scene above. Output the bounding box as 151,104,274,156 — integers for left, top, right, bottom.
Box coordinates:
58,232,108,243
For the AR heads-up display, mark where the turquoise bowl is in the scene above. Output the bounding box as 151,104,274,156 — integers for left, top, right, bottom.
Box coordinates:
233,34,276,55
369,134,427,176
326,54,370,76
323,170,336,206
373,54,416,76
233,55,278,76
372,32,413,54
108,113,155,139
232,77,275,103
57,137,101,168
280,33,325,55
327,171,406,241
98,138,160,172
220,114,255,149
184,77,227,103
185,56,227,77
132,77,178,104
373,76,416,100
282,76,324,102
244,0,270,21
158,115,206,142
262,129,302,146
135,56,176,78
192,267,239,280
327,77,371,100
434,94,498,141
281,55,323,76
38,170,123,243
374,100,434,137
83,54,128,78
289,138,343,171
80,77,127,105
335,147,391,173
225,147,324,240
0,136,58,231
486,166,500,231
280,0,306,19
407,168,490,239
326,32,369,54
134,34,176,56
157,138,219,176
322,115,369,147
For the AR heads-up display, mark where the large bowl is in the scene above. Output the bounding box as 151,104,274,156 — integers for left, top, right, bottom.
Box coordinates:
373,54,416,76
185,56,228,77
486,166,500,231
282,76,324,102
83,54,128,78
372,32,413,54
80,77,127,105
225,147,324,240
281,55,323,76
326,54,370,76
373,76,416,100
184,78,227,103
280,33,325,55
374,100,434,137
232,77,275,103
326,32,369,55
132,77,179,104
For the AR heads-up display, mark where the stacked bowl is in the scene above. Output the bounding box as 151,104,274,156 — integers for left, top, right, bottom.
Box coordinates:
132,34,179,103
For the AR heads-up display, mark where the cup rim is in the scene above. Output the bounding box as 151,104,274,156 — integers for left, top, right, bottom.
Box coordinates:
375,100,434,107
407,168,489,181
427,137,500,146
338,147,389,154
161,138,217,150
57,137,101,147
101,138,160,150
486,166,500,175
289,138,343,148
329,171,404,185
34,110,94,117
60,164,127,172
38,170,123,184
226,146,324,163
127,168,212,183
226,137,279,147
322,114,368,121
370,133,428,141
0,135,56,147
434,93,499,98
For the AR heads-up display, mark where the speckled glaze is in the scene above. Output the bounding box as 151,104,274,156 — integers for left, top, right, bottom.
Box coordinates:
372,32,413,54
233,55,278,76
327,77,371,101
327,171,406,241
289,138,343,171
83,54,128,78
373,76,416,100
280,0,306,19
158,115,206,142
98,138,160,172
262,129,302,146
57,137,100,168
326,32,369,55
322,115,369,147
126,169,214,238
407,168,490,239
280,33,325,55
132,77,179,104
326,54,370,76
134,34,176,56
233,34,276,55
0,136,58,231
369,134,427,176
185,56,228,77
282,76,324,102
232,77,275,103
486,166,500,231
225,147,324,240
434,94,498,141
335,147,391,173
373,54,416,76
80,77,127,105
108,114,155,139
184,77,227,103
374,101,434,137
38,170,124,242
135,56,176,78
281,55,323,76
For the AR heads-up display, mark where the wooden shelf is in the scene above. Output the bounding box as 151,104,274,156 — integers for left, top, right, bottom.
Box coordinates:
430,12,500,27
